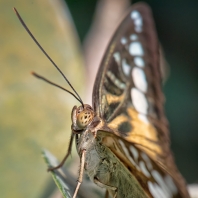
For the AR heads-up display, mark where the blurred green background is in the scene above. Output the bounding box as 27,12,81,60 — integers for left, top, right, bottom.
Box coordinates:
1,0,85,197
1,0,198,197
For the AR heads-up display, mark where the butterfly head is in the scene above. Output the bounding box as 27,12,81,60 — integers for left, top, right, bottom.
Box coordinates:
74,104,95,130
72,104,103,153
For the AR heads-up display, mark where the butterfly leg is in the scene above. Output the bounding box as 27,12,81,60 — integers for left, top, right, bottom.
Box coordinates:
47,132,75,171
73,149,86,198
94,178,117,198
105,190,109,198
100,190,116,198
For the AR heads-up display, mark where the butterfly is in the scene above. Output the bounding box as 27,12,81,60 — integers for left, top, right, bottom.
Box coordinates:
14,2,190,198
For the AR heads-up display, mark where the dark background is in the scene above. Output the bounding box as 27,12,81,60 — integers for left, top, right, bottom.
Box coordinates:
65,0,198,183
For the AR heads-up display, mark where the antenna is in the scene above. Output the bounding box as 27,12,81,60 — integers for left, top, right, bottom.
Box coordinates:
32,72,83,104
13,7,84,107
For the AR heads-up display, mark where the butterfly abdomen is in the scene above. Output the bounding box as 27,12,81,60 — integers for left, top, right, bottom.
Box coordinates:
81,132,148,198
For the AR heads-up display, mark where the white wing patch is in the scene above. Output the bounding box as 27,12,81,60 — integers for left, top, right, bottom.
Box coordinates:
132,67,147,93
129,145,139,162
130,34,138,41
119,140,138,168
141,152,153,170
131,10,143,32
139,160,150,177
122,59,131,76
151,170,178,197
107,71,126,90
129,42,144,56
131,88,148,114
113,52,121,65
134,57,145,67
121,37,127,45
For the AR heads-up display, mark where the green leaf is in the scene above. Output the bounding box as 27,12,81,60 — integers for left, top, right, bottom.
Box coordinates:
42,150,72,198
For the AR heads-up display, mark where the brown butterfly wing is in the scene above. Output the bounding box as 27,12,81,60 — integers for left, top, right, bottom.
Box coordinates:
93,2,189,197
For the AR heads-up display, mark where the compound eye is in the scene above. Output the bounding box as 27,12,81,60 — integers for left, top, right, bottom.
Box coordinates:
76,110,94,129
